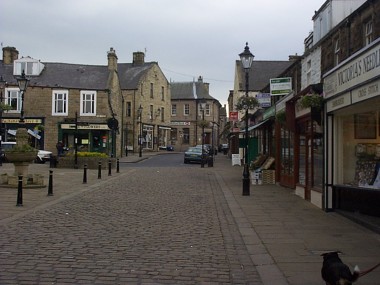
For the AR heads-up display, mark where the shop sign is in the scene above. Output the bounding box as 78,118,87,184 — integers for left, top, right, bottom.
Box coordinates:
61,124,109,130
324,39,380,98
270,77,292,96
326,92,351,113
229,111,239,121
352,78,380,104
2,118,42,124
256,93,271,107
170,121,191,126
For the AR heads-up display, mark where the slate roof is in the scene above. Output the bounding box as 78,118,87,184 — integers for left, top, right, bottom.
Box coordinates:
0,60,155,90
171,81,216,101
236,60,294,91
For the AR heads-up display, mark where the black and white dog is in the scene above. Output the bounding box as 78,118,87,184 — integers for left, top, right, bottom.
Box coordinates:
321,251,380,285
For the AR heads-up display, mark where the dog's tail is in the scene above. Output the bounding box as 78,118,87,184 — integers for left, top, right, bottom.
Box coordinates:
351,265,360,282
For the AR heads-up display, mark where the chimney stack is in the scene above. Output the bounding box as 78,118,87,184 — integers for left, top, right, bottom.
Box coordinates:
107,47,118,71
133,52,145,66
2,47,19,64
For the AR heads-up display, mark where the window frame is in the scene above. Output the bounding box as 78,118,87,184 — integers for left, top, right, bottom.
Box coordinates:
4,88,21,113
364,20,373,46
52,90,68,116
171,104,177,116
80,90,96,116
184,104,190,116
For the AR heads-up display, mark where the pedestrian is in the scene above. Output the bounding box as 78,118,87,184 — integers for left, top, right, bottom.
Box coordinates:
56,141,64,156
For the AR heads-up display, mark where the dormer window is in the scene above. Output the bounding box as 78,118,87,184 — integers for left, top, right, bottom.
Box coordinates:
13,57,45,76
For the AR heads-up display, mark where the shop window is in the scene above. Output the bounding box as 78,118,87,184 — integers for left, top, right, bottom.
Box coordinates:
80,91,96,116
52,90,68,116
280,127,294,176
338,110,380,189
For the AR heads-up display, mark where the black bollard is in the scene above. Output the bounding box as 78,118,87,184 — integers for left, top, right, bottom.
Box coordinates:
98,161,102,179
16,175,23,207
117,158,120,173
48,170,53,196
108,159,112,176
83,164,87,184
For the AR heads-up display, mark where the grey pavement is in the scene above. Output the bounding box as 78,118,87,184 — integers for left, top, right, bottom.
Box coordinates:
0,152,379,284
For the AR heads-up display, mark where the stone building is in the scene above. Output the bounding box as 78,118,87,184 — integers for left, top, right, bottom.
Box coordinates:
0,47,170,157
170,76,221,151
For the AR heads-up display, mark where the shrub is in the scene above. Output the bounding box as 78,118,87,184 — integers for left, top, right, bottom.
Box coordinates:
66,151,108,158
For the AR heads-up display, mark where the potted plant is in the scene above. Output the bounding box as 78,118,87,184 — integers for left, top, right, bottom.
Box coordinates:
235,96,259,111
275,110,286,124
298,93,324,110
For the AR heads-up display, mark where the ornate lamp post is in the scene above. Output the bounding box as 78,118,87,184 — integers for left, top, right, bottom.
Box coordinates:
16,70,29,125
200,100,206,168
138,105,143,157
239,43,254,196
0,75,6,166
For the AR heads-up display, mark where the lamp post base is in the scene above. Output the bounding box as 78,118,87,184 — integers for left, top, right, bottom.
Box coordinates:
242,163,250,196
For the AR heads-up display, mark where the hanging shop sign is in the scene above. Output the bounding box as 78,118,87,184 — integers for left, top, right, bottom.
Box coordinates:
229,111,239,121
270,77,292,96
256,93,271,107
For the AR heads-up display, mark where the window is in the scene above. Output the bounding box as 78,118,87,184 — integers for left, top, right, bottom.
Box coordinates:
306,60,312,86
161,86,165,101
80,91,96,116
4,88,21,113
184,104,190,116
205,104,210,116
171,104,177,116
150,83,154,98
334,38,340,66
150,105,153,120
52,90,68,115
161,107,164,122
364,20,373,45
126,102,131,117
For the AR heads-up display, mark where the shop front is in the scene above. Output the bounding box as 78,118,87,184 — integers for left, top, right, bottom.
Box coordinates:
60,123,111,154
1,118,45,149
324,39,380,216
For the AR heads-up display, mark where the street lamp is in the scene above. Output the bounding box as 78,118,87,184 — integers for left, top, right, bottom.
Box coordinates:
138,104,143,157
200,100,206,168
0,75,7,166
16,70,29,125
239,42,254,196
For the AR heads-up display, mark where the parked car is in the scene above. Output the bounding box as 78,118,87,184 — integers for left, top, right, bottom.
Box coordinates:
184,147,209,164
0,141,16,162
35,150,53,164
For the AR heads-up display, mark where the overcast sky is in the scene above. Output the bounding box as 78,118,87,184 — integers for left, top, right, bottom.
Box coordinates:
1,0,325,106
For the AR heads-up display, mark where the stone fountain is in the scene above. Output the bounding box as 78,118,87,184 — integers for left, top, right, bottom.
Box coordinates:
1,128,45,188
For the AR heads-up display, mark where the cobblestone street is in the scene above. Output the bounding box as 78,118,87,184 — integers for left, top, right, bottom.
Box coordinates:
0,167,260,284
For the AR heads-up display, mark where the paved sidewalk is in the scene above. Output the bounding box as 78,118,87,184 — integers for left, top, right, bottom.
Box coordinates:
0,152,379,284
214,154,380,285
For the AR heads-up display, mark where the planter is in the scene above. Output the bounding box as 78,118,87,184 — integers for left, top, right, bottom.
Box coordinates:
5,150,37,163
